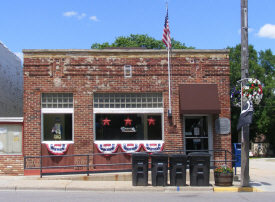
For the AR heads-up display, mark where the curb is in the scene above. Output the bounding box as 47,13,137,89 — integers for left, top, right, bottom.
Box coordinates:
213,186,263,192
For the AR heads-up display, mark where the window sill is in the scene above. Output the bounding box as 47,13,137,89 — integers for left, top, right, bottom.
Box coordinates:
0,153,22,156
94,140,164,144
41,141,74,144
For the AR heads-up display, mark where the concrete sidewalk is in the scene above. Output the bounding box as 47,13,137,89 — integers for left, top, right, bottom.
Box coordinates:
1,158,274,193
0,172,261,193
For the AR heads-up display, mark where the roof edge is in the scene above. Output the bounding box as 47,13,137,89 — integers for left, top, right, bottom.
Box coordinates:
22,49,230,54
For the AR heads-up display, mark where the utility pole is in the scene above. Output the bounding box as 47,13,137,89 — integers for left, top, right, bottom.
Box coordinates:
241,0,250,187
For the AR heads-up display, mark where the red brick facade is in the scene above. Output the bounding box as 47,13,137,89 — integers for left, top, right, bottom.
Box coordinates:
0,156,24,175
22,49,231,171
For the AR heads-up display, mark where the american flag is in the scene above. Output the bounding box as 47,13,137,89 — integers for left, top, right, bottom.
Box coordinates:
162,6,171,49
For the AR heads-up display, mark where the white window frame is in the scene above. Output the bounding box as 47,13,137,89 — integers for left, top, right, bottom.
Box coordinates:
124,65,132,78
41,108,74,144
93,108,164,142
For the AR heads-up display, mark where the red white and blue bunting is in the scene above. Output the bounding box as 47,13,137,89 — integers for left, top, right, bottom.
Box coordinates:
46,144,69,155
120,143,142,153
95,142,164,154
95,143,119,155
143,143,164,152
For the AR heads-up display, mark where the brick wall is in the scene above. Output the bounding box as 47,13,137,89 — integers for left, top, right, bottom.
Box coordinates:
23,49,231,165
0,156,24,175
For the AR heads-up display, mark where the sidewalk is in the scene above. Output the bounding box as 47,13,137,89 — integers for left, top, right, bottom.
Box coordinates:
1,158,274,193
0,172,262,193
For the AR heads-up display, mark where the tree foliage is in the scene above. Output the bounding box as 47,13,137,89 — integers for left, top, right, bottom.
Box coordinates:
229,44,275,146
91,34,194,49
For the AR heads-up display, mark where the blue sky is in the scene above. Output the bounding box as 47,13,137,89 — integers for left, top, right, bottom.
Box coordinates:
1,0,275,63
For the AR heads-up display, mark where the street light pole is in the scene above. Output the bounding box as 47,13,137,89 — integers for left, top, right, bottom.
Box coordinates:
241,0,250,187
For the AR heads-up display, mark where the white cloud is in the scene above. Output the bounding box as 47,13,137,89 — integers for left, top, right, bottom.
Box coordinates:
78,13,86,19
257,24,275,38
90,16,99,21
15,52,23,63
63,11,78,17
63,11,86,20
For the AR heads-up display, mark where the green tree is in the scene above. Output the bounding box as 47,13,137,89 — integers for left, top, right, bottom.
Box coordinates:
256,49,275,146
229,44,275,146
91,34,194,49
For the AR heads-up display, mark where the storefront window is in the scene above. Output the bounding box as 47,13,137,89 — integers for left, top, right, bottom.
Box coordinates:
41,93,73,142
96,114,162,140
42,114,72,141
0,124,22,155
94,93,163,141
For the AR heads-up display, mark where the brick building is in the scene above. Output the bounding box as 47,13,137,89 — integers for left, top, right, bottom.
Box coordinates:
22,48,231,174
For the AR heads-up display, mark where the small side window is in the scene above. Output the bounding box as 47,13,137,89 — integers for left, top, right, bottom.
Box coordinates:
124,65,132,78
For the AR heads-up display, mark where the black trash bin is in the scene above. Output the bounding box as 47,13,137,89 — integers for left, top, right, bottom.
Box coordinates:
151,153,168,186
131,152,149,186
188,152,211,186
169,153,188,186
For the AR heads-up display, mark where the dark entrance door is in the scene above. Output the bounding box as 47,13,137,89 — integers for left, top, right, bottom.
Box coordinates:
184,116,208,154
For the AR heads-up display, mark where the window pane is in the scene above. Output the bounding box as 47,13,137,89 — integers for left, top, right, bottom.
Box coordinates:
42,93,73,108
93,93,163,109
95,114,162,141
0,124,22,154
43,114,73,141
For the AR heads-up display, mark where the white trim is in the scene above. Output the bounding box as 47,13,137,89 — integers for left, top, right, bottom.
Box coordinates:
41,109,74,142
0,153,22,156
93,111,164,142
124,65,132,78
0,117,23,122
41,141,74,144
94,140,164,145
94,108,163,114
41,108,74,113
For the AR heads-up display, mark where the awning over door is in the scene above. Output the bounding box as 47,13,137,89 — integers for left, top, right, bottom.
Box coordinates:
179,84,221,114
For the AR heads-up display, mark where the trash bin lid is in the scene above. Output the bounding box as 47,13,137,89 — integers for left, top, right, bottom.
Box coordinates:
151,152,168,157
131,152,149,157
169,153,188,158
188,152,211,157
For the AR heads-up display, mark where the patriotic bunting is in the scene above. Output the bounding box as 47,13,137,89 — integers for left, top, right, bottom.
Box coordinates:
46,144,69,155
95,142,164,154
120,143,142,153
143,143,164,152
95,143,119,154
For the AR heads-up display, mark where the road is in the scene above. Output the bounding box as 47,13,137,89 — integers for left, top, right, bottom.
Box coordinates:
0,191,275,202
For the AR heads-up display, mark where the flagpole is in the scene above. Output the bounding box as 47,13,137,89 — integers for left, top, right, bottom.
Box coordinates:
163,2,172,116
167,3,172,116
168,47,172,116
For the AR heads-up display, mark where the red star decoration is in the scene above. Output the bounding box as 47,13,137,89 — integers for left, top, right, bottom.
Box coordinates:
147,117,156,125
102,117,111,126
124,117,132,126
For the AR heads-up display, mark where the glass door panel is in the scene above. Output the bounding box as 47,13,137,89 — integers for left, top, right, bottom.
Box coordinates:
184,116,208,154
